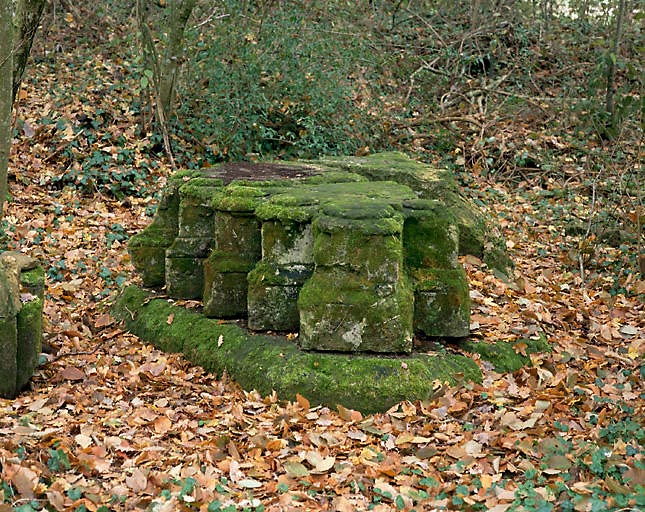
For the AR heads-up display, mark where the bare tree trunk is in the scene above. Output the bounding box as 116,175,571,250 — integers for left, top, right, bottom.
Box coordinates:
158,0,197,117
12,0,46,104
0,0,12,223
605,0,627,129
137,0,197,167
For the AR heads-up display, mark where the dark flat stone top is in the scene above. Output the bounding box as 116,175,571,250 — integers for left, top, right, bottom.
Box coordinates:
201,162,321,184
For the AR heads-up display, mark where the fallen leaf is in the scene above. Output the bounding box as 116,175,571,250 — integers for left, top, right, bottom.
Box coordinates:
60,366,85,381
296,393,310,410
125,468,148,491
153,415,172,434
238,478,262,488
10,466,38,499
283,461,310,477
75,433,93,449
94,313,114,328
337,404,362,422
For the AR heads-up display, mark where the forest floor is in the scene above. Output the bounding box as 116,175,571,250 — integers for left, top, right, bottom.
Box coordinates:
1,10,644,512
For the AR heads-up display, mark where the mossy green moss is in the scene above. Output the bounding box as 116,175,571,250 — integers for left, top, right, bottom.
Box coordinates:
459,335,551,373
403,210,459,270
255,202,316,224
412,268,470,338
211,185,269,213
179,181,223,205
16,297,43,390
20,266,45,300
0,318,18,398
302,171,367,184
112,285,482,413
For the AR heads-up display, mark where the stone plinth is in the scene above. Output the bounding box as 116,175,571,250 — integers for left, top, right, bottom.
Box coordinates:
128,154,494,352
0,252,45,399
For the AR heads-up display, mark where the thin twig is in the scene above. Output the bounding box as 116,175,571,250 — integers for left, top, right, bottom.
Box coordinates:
43,339,106,366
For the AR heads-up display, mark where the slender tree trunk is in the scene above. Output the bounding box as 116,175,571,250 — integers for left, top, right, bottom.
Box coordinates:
158,0,197,117
12,0,46,104
0,0,13,223
605,0,626,129
137,0,196,167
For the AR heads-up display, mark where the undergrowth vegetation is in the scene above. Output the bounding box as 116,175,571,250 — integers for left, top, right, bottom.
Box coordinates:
174,3,385,162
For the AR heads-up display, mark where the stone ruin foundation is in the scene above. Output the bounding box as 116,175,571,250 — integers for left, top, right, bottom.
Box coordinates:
128,156,474,353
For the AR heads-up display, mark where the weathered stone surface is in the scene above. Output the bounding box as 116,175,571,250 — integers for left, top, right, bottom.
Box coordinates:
128,171,185,286
0,253,44,399
128,153,512,348
0,317,18,398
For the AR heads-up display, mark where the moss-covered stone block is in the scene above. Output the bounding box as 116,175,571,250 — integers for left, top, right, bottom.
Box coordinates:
412,268,470,337
203,207,262,317
0,318,18,398
16,297,43,390
128,230,173,286
298,268,414,352
0,252,44,399
178,194,217,239
128,171,187,286
203,267,249,318
403,200,460,270
247,262,313,331
20,265,45,300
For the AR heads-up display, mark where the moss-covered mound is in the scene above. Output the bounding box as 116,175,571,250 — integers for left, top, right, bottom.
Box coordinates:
112,286,483,414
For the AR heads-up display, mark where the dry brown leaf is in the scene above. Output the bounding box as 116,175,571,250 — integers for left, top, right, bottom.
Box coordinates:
125,468,148,492
60,366,85,381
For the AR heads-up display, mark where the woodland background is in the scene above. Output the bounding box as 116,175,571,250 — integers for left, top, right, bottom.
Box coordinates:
0,1,643,511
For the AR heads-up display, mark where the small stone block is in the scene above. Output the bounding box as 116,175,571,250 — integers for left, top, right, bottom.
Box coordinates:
247,284,301,331
165,257,206,299
298,272,414,353
203,272,249,318
261,221,314,265
16,297,43,391
0,318,18,398
178,203,216,239
413,268,471,337
214,213,261,256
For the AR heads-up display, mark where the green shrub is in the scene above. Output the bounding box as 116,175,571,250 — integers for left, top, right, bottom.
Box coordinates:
175,2,383,162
